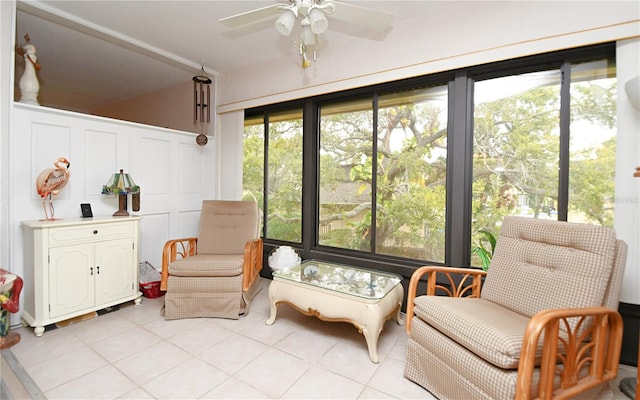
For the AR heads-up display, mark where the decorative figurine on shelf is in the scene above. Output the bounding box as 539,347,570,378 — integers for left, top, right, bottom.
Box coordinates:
36,157,71,220
0,269,23,349
16,34,42,105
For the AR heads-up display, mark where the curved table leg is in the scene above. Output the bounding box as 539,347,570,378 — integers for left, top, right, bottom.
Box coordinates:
395,306,405,326
362,323,383,363
265,281,278,325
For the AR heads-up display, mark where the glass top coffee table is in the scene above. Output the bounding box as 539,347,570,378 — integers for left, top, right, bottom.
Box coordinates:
266,259,404,363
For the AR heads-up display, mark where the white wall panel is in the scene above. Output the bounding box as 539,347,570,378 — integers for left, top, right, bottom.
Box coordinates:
178,210,201,239
84,129,117,202
140,137,171,195
139,212,169,268
10,104,216,323
31,122,70,200
180,142,204,195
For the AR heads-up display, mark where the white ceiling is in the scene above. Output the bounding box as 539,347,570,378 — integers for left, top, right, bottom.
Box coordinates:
14,1,436,112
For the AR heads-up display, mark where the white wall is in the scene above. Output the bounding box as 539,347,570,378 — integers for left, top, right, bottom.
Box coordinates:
90,80,203,134
0,1,16,272
9,104,215,323
217,110,244,200
615,37,640,304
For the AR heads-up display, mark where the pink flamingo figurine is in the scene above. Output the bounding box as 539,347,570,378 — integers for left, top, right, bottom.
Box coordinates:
36,157,70,220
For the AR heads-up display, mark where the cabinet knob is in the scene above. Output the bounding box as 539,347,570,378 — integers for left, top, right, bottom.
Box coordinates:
93,230,98,235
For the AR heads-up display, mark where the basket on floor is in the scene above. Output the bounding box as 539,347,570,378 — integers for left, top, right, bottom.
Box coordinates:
139,261,165,298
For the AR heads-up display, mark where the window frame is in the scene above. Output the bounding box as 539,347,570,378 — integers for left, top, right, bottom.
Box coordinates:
245,42,616,279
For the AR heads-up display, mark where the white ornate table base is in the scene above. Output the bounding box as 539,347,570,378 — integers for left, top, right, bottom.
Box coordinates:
266,265,404,363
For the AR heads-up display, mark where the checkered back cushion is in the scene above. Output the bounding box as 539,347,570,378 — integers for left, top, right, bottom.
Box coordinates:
602,239,627,309
197,200,260,255
482,216,617,319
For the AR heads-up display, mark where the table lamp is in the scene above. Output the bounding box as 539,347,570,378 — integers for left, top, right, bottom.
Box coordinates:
102,169,140,216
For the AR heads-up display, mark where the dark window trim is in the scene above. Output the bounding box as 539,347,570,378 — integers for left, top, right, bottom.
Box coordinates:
247,42,616,279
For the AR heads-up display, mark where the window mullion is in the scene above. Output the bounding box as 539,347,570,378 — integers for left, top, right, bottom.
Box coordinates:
303,100,317,255
447,72,473,267
558,62,571,221
371,94,378,256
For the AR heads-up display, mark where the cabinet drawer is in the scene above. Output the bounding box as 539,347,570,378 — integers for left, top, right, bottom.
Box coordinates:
49,222,133,246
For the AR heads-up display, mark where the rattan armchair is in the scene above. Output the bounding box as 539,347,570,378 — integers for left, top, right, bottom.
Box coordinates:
404,216,627,400
160,200,263,320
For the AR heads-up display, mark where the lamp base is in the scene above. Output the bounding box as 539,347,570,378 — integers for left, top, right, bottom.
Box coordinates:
113,209,129,217
113,193,129,216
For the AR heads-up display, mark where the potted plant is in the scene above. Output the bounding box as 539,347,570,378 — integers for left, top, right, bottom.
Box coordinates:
471,229,497,271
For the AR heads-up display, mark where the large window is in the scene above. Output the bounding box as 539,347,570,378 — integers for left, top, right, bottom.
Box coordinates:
375,88,448,261
244,44,616,275
244,109,303,242
567,59,617,226
318,99,374,252
470,58,616,266
317,86,448,261
471,70,563,261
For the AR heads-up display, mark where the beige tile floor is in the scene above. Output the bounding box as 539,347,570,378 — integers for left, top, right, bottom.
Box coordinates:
2,277,637,400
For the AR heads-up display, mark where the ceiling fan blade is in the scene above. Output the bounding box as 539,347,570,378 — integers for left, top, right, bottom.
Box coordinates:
219,4,284,28
326,1,393,31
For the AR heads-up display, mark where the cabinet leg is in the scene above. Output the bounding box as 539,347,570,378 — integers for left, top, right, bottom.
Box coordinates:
33,326,45,337
134,295,142,306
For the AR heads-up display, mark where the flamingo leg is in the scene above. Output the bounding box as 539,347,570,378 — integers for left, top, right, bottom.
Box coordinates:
41,197,49,220
48,195,55,220
41,193,55,220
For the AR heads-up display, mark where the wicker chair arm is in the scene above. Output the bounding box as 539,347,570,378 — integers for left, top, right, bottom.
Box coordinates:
406,266,486,333
160,237,198,291
516,307,623,400
242,238,263,292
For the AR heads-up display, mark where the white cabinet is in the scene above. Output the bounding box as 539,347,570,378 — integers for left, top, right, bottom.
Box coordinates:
22,216,142,336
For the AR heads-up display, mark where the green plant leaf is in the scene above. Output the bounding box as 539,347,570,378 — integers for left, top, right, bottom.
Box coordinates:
472,229,497,271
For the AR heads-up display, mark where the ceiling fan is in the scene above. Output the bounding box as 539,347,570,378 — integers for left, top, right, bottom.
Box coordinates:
219,0,394,68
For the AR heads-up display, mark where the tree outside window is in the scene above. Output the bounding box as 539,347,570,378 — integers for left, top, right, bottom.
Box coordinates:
242,46,616,272
471,59,616,267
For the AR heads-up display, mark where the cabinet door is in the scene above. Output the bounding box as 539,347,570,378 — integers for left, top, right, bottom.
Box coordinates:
49,244,95,318
95,238,135,305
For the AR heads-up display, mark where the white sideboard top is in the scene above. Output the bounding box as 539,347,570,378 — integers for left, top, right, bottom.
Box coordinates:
22,215,142,229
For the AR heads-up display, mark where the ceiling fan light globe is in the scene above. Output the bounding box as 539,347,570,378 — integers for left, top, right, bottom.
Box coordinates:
275,10,296,36
308,8,328,34
301,25,315,46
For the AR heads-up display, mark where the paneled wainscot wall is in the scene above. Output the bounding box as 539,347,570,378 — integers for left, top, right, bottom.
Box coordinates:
9,103,215,324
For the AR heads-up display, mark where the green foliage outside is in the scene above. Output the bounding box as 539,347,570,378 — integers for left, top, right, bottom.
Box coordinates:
243,68,616,268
